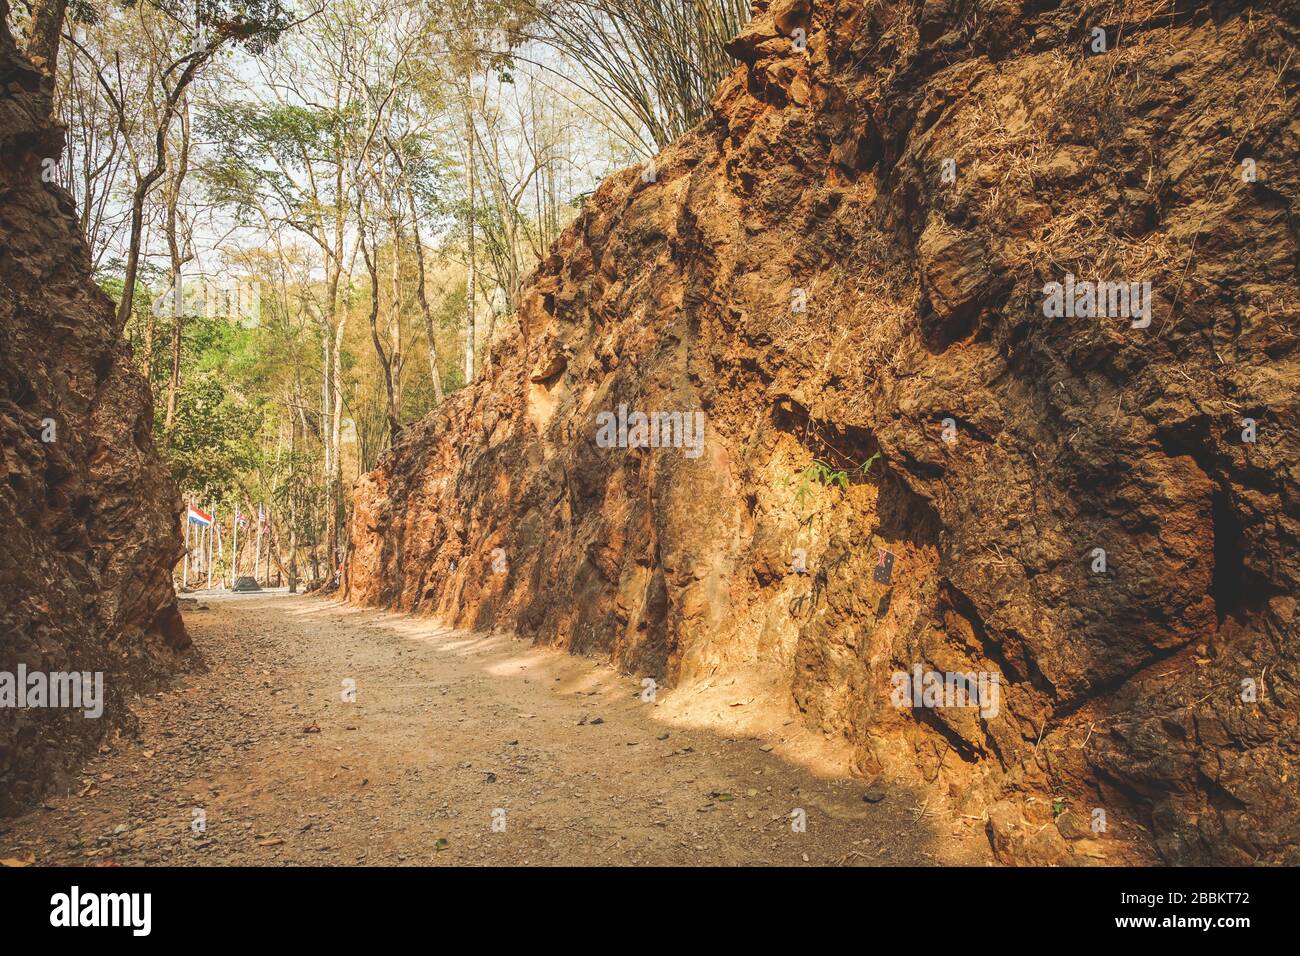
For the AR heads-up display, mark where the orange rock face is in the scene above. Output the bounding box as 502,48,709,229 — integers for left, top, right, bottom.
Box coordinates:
349,1,1298,864
0,9,187,813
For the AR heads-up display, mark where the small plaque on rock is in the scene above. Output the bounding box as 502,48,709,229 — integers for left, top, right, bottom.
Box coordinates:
873,548,895,585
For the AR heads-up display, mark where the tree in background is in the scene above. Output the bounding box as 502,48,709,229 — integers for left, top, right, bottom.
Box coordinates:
524,0,750,151
17,0,749,587
57,1,295,333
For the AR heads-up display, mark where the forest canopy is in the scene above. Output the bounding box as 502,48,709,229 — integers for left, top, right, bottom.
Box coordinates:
9,0,749,587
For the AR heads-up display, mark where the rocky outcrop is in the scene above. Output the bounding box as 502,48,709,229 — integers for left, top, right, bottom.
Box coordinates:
349,0,1299,864
0,5,188,814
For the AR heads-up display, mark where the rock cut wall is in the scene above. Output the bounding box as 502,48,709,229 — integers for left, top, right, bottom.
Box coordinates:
0,3,188,814
349,0,1299,864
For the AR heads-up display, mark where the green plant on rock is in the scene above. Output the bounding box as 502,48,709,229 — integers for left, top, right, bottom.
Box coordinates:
788,459,849,510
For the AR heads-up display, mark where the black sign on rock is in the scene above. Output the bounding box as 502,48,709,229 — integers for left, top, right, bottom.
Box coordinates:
873,548,895,585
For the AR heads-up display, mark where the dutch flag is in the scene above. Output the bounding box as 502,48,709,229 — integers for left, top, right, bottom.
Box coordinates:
187,505,214,527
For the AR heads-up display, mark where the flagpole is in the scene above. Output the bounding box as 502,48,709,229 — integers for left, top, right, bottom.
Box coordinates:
207,506,214,588
268,505,276,587
231,505,239,588
215,518,224,587
254,502,264,584
183,507,190,589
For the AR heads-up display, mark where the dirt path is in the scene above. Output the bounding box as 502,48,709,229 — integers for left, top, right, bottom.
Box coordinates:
2,594,992,866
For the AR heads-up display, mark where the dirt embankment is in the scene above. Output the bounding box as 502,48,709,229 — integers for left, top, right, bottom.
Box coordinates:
0,3,188,814
349,0,1299,864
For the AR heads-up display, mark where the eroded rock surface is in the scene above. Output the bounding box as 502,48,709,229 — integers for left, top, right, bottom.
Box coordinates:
349,0,1298,864
0,6,187,814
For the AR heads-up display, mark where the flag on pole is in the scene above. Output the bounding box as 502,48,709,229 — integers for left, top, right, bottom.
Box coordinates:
187,505,214,527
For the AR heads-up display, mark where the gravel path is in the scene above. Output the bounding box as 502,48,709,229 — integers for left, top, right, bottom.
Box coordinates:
1,593,992,866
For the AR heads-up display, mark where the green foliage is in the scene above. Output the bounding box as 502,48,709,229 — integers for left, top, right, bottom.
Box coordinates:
136,0,297,54
165,373,261,498
808,459,850,491
788,459,849,512
198,100,351,226
160,313,266,499
786,451,884,516
67,0,102,26
99,268,159,321
102,270,167,379
436,286,469,393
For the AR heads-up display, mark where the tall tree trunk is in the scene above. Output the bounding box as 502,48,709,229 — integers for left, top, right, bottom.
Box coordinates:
388,147,443,407
463,95,476,384
25,0,67,76
162,103,191,442
164,288,182,435
267,519,292,590
287,524,299,592
322,132,349,569
321,328,331,493
287,409,300,593
116,180,154,334
103,40,216,334
143,308,156,381
361,224,401,447
388,218,403,413
408,196,444,405
330,308,345,562
320,262,343,568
